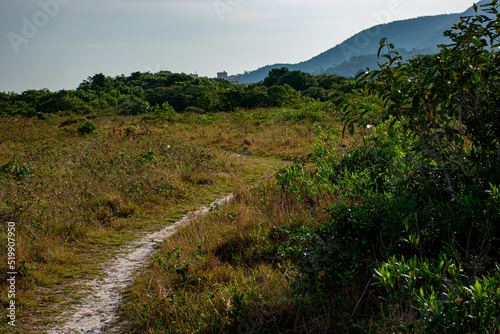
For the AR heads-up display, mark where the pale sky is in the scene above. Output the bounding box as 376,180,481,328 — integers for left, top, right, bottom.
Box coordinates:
0,0,478,92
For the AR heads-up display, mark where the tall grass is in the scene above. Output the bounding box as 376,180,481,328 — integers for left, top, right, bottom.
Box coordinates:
118,136,363,333
120,177,332,333
0,109,333,331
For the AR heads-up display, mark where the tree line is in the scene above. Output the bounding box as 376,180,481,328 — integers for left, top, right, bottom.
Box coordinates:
0,69,353,118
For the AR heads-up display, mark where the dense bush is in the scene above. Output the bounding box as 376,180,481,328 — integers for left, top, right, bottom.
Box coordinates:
1,69,352,116
77,119,97,135
274,1,500,331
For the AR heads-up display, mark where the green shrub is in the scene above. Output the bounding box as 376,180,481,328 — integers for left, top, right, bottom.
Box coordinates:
195,114,220,124
155,102,177,122
137,149,157,164
184,106,206,114
374,255,500,333
278,122,500,296
59,118,79,127
0,160,34,180
343,1,500,195
77,119,97,135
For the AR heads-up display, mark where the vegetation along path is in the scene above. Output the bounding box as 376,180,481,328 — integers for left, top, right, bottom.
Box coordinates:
0,112,324,333
45,151,292,333
47,194,235,334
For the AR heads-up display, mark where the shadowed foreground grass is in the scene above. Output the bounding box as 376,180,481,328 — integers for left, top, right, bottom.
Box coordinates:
119,177,338,333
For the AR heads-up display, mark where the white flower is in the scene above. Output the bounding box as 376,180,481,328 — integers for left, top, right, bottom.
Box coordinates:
366,124,373,129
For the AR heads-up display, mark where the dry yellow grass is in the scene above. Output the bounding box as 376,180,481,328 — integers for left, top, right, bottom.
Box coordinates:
0,109,340,331
118,170,345,333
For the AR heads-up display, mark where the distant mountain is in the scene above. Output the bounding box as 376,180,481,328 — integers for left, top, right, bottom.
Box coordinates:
237,0,489,83
323,46,440,77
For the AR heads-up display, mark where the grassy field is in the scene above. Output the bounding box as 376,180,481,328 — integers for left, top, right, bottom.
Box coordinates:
118,172,340,333
0,109,344,332
116,126,364,333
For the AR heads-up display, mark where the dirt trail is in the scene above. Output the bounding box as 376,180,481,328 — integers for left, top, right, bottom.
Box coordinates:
46,195,234,334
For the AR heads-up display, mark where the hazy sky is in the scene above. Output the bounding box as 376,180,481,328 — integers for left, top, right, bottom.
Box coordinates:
0,0,477,92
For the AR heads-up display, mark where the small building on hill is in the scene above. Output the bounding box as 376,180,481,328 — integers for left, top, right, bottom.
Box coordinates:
229,76,243,85
217,71,244,85
217,71,228,80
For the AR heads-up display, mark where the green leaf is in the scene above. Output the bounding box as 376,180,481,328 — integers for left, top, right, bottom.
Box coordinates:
377,38,387,58
471,38,483,47
355,71,367,81
441,47,449,60
370,70,380,79
359,109,370,120
388,118,397,129
470,66,481,83
359,104,373,111
348,122,354,135
412,96,420,112
474,279,482,295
